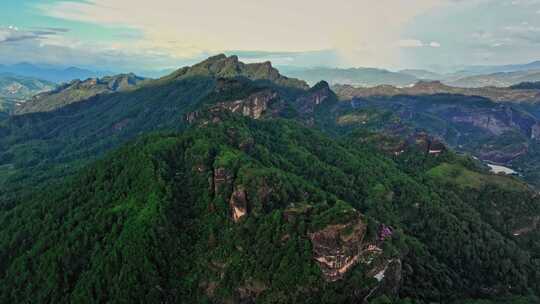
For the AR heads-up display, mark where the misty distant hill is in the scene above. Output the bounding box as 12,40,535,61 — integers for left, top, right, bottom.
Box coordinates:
447,69,540,88
282,66,418,87
0,73,55,113
458,60,540,75
0,63,111,83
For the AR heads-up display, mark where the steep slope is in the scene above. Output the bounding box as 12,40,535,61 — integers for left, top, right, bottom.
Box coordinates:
1,55,540,303
0,57,320,200
14,73,146,114
1,114,538,303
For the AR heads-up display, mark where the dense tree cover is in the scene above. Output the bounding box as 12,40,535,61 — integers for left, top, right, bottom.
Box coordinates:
1,56,540,303
1,113,539,303
350,94,540,188
0,73,305,203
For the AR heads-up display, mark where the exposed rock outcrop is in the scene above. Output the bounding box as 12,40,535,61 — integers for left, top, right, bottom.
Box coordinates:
309,214,367,282
295,81,335,115
187,89,279,124
229,185,248,222
216,90,277,119
168,54,309,90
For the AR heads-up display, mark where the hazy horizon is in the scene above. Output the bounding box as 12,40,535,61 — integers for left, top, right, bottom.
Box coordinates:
2,0,540,74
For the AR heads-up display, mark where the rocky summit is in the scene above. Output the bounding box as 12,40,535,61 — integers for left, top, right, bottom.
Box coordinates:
166,54,309,90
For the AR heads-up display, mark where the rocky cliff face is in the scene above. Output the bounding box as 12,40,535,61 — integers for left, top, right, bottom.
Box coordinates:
187,80,337,126
308,212,403,301
229,185,248,222
309,216,366,282
295,81,334,115
447,105,537,137
217,90,277,119
186,89,279,125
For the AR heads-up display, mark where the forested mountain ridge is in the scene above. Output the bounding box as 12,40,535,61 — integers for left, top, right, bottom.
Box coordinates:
14,73,147,114
0,74,55,114
1,112,539,303
10,54,308,116
1,55,540,303
0,56,313,198
333,81,540,103
331,82,540,187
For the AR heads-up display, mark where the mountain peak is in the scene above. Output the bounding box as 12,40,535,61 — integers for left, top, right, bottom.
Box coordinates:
311,80,330,90
205,53,228,62
167,55,309,90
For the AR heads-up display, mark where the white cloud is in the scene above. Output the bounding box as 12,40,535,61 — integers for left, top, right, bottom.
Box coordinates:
0,26,61,44
398,39,441,48
504,24,540,32
398,39,425,48
37,0,449,68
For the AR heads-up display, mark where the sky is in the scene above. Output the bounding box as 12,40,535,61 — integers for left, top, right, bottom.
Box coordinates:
2,0,540,73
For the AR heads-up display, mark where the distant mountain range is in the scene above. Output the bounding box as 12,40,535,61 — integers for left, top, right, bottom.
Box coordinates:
0,74,55,113
279,60,540,88
457,60,540,75
398,69,442,80
15,73,146,114
282,66,418,87
5,59,540,89
446,70,540,88
0,63,111,83
333,80,540,103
